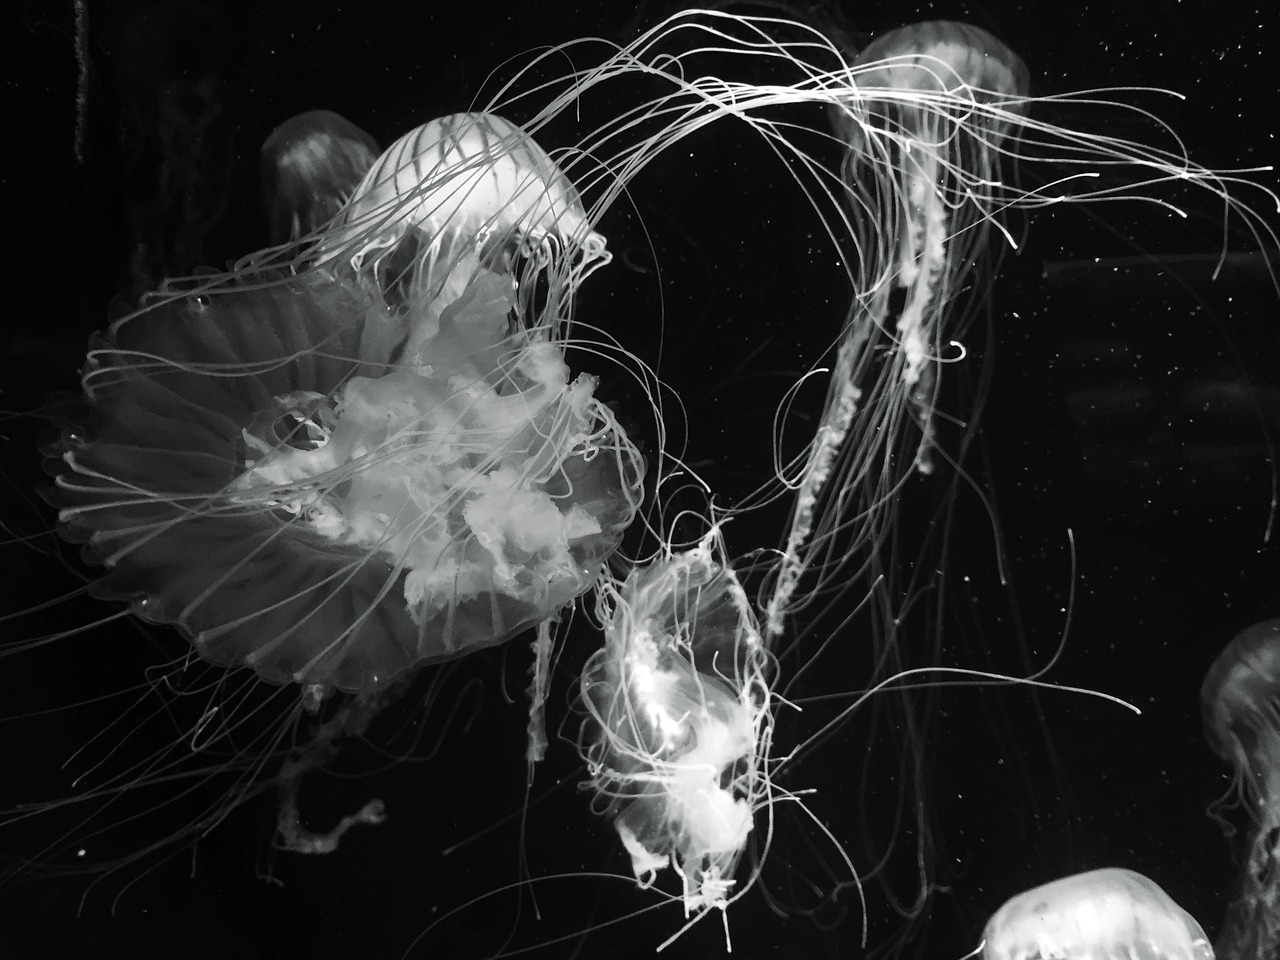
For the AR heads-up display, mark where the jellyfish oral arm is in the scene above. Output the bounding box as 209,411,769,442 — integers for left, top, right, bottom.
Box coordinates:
764,329,865,643
895,153,947,474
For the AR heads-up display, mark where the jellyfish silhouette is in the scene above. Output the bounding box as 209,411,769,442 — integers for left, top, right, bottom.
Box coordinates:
1203,618,1280,960
260,109,380,246
982,868,1213,960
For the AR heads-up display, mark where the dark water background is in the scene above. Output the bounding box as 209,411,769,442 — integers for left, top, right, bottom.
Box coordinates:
2,1,1279,958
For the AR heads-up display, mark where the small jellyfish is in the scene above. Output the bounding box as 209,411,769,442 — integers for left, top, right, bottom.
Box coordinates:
260,109,380,245
836,21,1030,473
982,868,1213,960
1202,618,1280,960
577,532,773,946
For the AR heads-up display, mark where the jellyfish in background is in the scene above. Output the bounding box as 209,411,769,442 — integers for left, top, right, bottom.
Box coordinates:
1202,619,1280,960
982,868,1213,960
835,22,1030,473
260,109,380,246
766,20,1031,641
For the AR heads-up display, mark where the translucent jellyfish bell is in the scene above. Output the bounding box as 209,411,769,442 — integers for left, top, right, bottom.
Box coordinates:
1202,618,1280,796
982,868,1213,960
1202,618,1280,960
312,111,610,319
48,272,642,696
260,109,380,245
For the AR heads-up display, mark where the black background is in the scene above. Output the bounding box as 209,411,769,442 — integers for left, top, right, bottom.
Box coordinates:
2,1,1279,958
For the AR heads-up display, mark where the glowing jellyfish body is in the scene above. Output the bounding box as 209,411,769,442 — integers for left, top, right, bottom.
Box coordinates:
983,868,1213,960
1202,619,1280,960
50,278,640,695
578,535,772,932
260,109,380,245
48,113,643,698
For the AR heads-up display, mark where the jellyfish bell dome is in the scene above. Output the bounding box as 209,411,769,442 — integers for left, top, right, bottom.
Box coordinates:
1201,618,1280,777
982,868,1213,960
847,21,1030,115
260,109,380,246
312,112,610,310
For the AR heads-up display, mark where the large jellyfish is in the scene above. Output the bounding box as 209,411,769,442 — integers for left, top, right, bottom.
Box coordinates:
50,110,640,699
5,105,643,881
982,868,1212,960
1203,619,1280,960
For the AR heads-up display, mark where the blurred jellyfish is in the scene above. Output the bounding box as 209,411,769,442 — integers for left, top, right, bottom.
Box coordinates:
837,22,1030,471
982,868,1213,960
260,109,380,245
1202,618,1280,960
577,531,774,945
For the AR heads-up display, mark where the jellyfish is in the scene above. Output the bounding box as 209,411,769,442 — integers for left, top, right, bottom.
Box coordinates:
6,7,1280,956
4,104,643,881
836,22,1030,472
260,109,380,246
1202,618,1280,959
982,868,1213,960
766,20,1032,641
577,531,774,947
310,111,611,336
50,108,640,699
